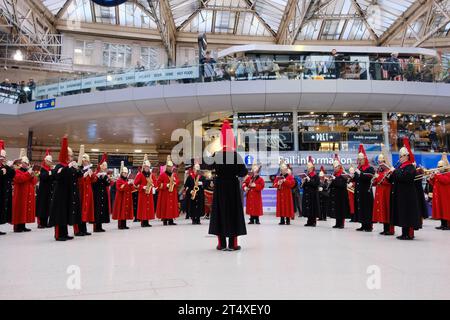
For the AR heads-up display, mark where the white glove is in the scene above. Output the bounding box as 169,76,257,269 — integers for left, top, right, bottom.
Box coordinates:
347,183,353,189
250,183,256,187
330,175,336,180
83,172,89,178
244,187,249,192
318,187,323,192
167,183,170,188
1,168,6,175
49,171,52,176
6,161,13,167
28,168,33,175
355,169,361,175
198,181,203,186
143,186,147,190
57,168,63,174
306,176,310,181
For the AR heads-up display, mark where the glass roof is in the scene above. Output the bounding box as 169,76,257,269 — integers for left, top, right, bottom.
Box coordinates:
35,0,450,42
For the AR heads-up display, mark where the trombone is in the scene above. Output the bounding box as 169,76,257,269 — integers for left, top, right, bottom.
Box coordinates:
414,165,450,181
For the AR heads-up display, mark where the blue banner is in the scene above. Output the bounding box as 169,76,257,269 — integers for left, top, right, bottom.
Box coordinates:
35,98,56,111
391,152,449,169
92,0,127,7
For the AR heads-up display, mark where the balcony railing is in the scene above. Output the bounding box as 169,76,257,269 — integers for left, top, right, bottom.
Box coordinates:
5,60,450,104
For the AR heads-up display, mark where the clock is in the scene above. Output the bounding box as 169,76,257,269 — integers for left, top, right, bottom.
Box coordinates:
92,0,128,7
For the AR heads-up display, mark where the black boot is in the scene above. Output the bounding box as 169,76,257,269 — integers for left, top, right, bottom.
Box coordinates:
168,219,177,225
255,217,260,225
248,216,254,224
397,227,414,240
286,218,291,225
217,236,227,250
279,217,285,225
82,222,91,236
163,219,168,226
441,220,449,230
228,237,241,251
0,231,6,235
364,223,373,232
123,220,129,229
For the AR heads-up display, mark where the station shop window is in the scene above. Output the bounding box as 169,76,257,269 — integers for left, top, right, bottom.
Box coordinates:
297,112,384,152
388,113,450,153
140,47,160,70
73,40,94,65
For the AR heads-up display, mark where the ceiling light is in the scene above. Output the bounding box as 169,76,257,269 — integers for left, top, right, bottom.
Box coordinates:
134,149,142,153
91,148,99,152
343,112,348,117
74,48,82,54
310,112,314,115
432,114,437,118
397,113,402,117
106,75,113,82
425,119,431,123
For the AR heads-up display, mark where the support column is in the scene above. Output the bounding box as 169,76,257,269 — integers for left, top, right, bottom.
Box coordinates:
382,112,390,152
233,113,239,148
293,111,299,151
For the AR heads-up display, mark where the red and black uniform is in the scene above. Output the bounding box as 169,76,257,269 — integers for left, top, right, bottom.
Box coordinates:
348,181,355,221
328,169,350,228
11,168,37,232
301,171,321,227
0,163,15,232
156,171,180,225
112,176,134,229
372,166,394,235
242,174,264,224
388,161,421,239
429,171,450,230
352,165,375,231
93,172,111,232
185,172,206,224
204,178,214,218
49,164,83,241
76,167,96,236
134,171,156,227
274,173,295,225
36,165,54,228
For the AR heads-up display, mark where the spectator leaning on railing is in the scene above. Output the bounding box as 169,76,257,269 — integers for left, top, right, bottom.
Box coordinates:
385,52,402,81
200,51,216,82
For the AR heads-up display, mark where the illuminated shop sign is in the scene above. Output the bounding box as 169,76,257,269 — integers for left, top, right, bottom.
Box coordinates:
348,132,383,143
302,132,342,143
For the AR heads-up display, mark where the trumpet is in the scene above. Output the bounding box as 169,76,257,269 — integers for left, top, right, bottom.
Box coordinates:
168,174,176,192
145,176,153,195
191,175,200,200
415,165,450,181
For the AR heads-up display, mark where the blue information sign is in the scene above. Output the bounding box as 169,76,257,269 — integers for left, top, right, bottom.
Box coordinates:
35,98,56,111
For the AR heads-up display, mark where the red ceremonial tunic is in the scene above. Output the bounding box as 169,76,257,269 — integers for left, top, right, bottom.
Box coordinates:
348,181,355,215
430,172,450,221
12,169,37,224
79,173,96,223
242,175,264,216
112,177,134,220
372,170,392,223
274,174,295,218
156,172,180,219
134,171,156,220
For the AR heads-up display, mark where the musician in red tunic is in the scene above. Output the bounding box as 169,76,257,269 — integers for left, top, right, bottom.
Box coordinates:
372,152,394,235
274,161,295,225
11,155,37,232
429,154,450,230
242,164,264,224
156,156,180,225
76,149,95,236
112,162,134,230
134,155,156,228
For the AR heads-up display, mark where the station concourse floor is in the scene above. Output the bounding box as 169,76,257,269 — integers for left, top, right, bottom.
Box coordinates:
0,215,449,300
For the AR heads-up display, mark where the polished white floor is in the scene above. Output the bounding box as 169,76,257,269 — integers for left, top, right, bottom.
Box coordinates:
0,215,449,300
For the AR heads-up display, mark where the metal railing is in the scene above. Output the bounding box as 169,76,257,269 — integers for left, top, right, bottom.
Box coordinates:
4,60,450,104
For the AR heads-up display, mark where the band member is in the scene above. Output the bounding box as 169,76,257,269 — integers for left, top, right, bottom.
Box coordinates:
113,162,134,229
388,138,421,240
185,163,206,225
134,155,156,227
93,153,111,232
0,141,15,235
318,166,328,221
372,152,394,235
429,153,450,230
301,156,320,227
347,166,356,221
204,170,214,219
242,164,264,224
156,156,180,226
76,146,94,236
208,119,247,251
290,168,302,218
12,153,37,232
36,149,54,228
274,160,295,225
152,167,159,212
352,144,375,232
49,136,82,241
328,154,350,229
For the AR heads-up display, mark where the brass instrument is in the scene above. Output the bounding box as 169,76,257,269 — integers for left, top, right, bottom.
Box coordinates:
168,174,176,192
145,175,153,195
190,175,200,200
415,165,450,181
